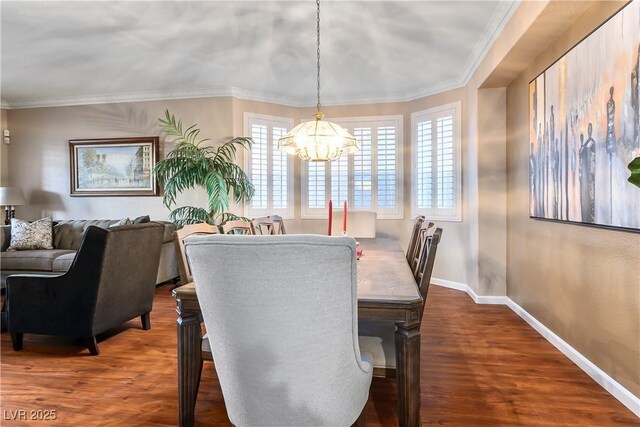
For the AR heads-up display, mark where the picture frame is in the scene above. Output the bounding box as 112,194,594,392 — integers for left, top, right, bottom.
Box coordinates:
69,137,160,196
528,1,639,232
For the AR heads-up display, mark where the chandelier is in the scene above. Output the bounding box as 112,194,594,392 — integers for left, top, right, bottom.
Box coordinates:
278,0,359,162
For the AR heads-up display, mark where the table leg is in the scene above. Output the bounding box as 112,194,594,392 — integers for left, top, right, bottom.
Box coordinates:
395,323,421,427
177,313,203,427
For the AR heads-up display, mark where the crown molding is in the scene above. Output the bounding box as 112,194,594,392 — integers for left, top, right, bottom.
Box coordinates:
460,0,521,87
0,77,467,110
0,100,10,109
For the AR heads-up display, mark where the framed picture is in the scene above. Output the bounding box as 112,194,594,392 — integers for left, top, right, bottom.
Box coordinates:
529,0,640,231
69,137,160,196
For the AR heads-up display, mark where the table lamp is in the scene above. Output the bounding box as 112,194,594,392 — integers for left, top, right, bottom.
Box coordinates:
0,187,25,225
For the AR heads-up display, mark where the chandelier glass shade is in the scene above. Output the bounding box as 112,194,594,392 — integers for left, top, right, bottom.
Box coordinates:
278,113,359,162
277,0,358,162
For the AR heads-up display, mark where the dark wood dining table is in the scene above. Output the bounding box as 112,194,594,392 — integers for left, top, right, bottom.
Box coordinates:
172,237,423,427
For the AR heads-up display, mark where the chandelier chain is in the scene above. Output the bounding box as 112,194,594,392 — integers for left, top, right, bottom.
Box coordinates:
316,0,321,112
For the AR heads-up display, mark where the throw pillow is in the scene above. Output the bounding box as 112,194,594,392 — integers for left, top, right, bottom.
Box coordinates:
7,217,54,251
109,217,132,228
132,215,151,224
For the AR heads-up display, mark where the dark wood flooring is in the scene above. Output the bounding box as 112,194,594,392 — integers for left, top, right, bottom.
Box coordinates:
1,284,637,426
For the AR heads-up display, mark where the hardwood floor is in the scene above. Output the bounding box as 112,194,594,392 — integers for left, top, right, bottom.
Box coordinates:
1,284,637,426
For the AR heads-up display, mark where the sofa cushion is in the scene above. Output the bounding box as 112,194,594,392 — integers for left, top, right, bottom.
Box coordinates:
133,215,151,224
109,218,132,227
52,252,77,272
7,217,54,251
53,220,119,249
1,249,76,271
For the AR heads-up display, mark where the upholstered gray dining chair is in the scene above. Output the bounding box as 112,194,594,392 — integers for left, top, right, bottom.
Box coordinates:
359,228,442,376
185,234,373,426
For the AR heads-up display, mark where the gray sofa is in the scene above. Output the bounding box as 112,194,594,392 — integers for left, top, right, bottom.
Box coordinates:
0,219,179,289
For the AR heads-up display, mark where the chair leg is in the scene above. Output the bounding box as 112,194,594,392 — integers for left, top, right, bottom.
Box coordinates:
352,401,367,427
11,333,23,351
141,312,151,330
85,337,100,356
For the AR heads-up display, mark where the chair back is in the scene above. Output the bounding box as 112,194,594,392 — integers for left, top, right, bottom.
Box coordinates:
221,219,255,235
92,223,164,334
253,216,276,235
411,221,434,279
416,228,442,318
406,216,425,263
185,234,372,426
174,223,220,284
269,215,287,235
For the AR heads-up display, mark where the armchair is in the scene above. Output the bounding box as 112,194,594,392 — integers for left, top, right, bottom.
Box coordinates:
7,223,164,355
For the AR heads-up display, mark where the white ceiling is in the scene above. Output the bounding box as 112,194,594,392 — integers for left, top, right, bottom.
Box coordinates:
0,1,517,108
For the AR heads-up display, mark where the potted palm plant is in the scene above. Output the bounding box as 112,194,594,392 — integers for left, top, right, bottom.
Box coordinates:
154,110,254,226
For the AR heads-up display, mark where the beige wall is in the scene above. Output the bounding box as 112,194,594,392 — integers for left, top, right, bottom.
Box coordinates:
505,1,640,397
7,97,234,220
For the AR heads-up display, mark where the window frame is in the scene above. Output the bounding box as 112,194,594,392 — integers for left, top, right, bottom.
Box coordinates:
243,112,295,219
411,101,462,221
301,115,404,220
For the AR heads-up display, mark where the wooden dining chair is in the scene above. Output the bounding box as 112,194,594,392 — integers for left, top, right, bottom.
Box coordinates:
173,223,220,285
172,223,220,406
269,215,287,235
409,221,435,280
405,215,425,264
253,216,276,235
358,228,443,378
221,219,255,235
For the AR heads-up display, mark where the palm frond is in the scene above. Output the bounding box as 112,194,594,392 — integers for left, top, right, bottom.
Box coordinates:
204,171,229,214
155,110,255,224
169,206,214,227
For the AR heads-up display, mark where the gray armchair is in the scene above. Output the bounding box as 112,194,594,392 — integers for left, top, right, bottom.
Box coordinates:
185,234,373,427
7,223,164,355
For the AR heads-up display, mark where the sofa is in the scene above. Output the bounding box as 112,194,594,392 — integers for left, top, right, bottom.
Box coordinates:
0,219,179,289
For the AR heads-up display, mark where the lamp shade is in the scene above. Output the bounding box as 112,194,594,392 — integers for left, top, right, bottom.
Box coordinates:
0,187,25,206
278,113,359,162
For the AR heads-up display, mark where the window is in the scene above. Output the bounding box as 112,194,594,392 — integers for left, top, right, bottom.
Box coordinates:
302,116,403,219
411,102,462,221
244,113,294,218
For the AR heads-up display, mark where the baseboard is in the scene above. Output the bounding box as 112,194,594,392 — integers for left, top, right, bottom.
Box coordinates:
431,278,508,304
430,279,640,417
505,299,640,418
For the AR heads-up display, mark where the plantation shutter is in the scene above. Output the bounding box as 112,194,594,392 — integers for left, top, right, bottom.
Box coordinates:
244,114,294,218
302,116,403,219
250,123,268,210
308,162,326,209
412,102,461,220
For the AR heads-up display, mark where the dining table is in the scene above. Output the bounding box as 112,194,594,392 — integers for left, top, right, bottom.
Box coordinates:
172,237,424,427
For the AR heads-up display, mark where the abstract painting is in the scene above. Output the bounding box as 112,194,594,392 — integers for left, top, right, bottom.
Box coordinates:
529,0,640,231
69,137,159,196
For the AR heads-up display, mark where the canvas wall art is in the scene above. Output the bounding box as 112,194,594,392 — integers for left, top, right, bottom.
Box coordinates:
69,137,159,196
529,0,640,231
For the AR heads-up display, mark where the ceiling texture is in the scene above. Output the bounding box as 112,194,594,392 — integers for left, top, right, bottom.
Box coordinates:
1,1,517,109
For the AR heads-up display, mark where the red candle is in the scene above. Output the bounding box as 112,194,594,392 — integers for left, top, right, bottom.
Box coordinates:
328,199,333,236
343,200,347,234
